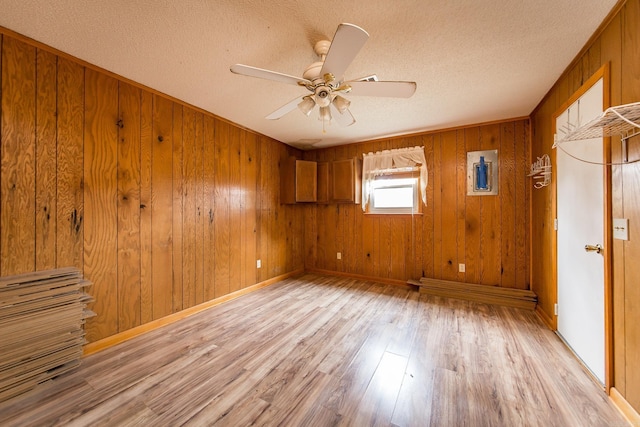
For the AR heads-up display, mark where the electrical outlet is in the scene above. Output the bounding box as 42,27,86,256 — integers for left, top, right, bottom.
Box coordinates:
256,259,261,269
459,263,465,273
337,252,342,260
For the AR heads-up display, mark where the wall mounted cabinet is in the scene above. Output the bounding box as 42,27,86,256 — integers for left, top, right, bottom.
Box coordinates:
281,157,361,204
331,158,362,204
281,157,317,203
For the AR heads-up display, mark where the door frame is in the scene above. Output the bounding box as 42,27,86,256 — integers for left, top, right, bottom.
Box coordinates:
551,63,612,391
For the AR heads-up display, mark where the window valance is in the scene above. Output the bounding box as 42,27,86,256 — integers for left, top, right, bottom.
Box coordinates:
361,146,428,211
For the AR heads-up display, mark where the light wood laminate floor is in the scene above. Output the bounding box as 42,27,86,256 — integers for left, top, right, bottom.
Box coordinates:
0,274,627,426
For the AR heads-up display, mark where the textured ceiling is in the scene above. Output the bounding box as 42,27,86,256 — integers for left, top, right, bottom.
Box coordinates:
0,0,618,149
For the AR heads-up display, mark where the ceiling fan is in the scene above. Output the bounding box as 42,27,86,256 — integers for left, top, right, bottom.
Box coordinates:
230,23,417,130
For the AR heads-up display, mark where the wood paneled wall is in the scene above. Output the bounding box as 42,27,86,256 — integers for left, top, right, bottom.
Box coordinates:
0,33,304,344
303,120,530,290
530,0,640,413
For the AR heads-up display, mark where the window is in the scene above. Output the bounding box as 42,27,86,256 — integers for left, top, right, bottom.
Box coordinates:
367,173,420,214
361,146,427,214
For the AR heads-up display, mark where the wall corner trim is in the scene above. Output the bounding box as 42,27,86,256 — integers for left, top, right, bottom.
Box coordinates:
535,304,556,330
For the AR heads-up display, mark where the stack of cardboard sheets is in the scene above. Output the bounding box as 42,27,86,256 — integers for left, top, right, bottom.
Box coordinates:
0,267,93,403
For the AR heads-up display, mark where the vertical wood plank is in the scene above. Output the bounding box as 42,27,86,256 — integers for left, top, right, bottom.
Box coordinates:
479,124,502,286
35,48,57,270
334,149,346,274
432,134,443,279
254,136,263,280
531,100,556,319
389,215,405,280
203,115,215,300
500,122,517,288
239,130,248,285
273,145,287,277
1,37,36,275
514,120,529,290
403,137,418,280
267,142,275,278
172,103,184,312
422,135,435,279
456,130,467,282
567,61,583,96
258,136,271,283
361,212,375,277
350,144,364,276
315,152,327,271
285,201,295,273
182,107,196,308
344,203,356,274
229,125,242,292
214,119,230,296
139,90,153,323
441,131,458,281
83,69,118,342
277,144,286,277
583,40,602,85
151,94,174,319
326,151,338,272
304,204,317,270
243,131,258,288
194,112,204,304
622,138,640,409
56,57,84,271
464,128,481,284
117,82,142,331
359,141,375,277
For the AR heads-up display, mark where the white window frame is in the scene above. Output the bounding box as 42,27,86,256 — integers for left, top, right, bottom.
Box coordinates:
366,171,421,215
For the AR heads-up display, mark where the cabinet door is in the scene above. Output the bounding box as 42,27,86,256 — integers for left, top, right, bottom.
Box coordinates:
281,157,317,203
331,158,361,203
295,160,317,202
280,156,296,204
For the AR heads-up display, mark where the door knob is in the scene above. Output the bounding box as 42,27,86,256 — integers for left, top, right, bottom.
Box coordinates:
584,244,603,254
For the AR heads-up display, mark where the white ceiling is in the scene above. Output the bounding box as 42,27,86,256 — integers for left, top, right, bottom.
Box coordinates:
0,0,618,149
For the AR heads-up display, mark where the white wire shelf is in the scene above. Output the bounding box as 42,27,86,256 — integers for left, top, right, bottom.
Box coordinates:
554,101,640,144
554,101,640,162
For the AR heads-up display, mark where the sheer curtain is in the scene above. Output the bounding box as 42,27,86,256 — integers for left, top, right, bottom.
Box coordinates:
361,146,427,211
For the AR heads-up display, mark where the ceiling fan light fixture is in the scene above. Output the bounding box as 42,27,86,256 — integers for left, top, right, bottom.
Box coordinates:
333,95,351,114
298,96,315,116
319,106,332,122
230,23,416,129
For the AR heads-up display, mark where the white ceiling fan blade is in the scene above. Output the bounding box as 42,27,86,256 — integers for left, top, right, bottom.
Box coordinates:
320,23,369,81
265,96,304,120
330,103,356,127
345,80,417,98
231,64,311,86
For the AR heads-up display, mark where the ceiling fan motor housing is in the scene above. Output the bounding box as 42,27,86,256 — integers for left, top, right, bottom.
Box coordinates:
314,86,331,107
303,61,324,81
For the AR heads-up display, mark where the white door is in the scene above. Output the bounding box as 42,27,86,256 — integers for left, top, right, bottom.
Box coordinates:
555,78,605,384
